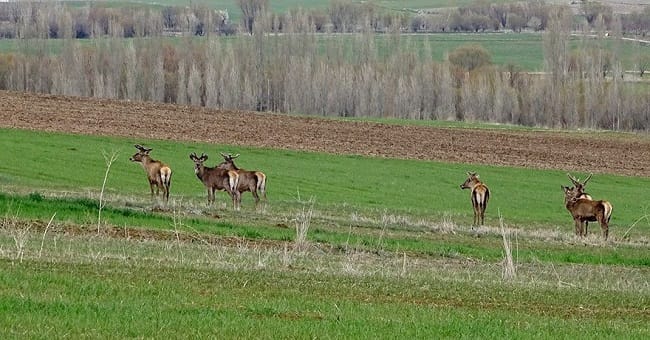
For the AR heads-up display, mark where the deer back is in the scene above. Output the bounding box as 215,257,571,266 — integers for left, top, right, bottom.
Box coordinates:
565,195,607,221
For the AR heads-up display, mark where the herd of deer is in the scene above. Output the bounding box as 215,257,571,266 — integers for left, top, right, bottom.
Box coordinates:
129,144,612,240
129,144,267,211
460,171,613,240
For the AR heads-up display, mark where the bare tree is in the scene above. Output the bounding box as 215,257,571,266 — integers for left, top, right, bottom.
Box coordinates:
238,0,268,34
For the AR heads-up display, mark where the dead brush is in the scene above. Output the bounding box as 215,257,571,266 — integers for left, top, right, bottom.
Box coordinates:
293,197,315,252
499,213,517,281
1,213,35,263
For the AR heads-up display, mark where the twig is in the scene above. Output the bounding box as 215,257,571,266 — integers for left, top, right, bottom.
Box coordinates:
39,212,56,258
98,150,119,233
621,214,649,240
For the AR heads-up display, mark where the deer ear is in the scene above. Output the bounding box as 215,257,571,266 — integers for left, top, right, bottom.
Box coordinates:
189,153,196,160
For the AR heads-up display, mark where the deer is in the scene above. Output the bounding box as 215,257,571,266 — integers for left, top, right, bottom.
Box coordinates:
564,173,612,238
460,171,490,227
129,144,172,202
216,153,267,208
562,185,612,240
189,152,241,210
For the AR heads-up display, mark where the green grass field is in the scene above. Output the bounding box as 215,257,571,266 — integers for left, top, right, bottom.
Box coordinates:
2,33,648,73
1,127,649,338
1,128,648,231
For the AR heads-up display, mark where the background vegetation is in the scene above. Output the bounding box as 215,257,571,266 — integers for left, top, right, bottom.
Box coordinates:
0,1,648,130
0,1,649,335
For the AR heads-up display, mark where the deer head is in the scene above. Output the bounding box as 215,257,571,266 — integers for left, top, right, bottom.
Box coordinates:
189,152,208,172
566,173,592,199
218,152,241,170
130,144,152,162
460,171,480,190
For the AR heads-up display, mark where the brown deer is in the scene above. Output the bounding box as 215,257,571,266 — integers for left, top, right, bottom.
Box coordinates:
129,144,172,202
216,153,267,207
460,171,490,226
566,172,595,233
189,152,241,210
562,185,613,240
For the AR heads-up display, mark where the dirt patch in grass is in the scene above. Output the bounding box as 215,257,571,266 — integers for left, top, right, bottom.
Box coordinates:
1,90,648,177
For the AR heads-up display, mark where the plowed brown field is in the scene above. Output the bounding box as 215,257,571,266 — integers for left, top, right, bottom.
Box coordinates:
1,90,649,177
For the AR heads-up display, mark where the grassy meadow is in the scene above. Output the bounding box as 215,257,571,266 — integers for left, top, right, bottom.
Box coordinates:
1,126,649,338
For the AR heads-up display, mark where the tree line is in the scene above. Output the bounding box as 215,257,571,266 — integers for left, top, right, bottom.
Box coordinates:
0,1,648,131
0,0,648,38
1,25,647,131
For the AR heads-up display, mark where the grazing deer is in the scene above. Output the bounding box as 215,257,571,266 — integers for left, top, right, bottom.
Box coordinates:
129,144,172,202
562,186,612,240
189,152,241,210
460,171,490,226
216,153,267,207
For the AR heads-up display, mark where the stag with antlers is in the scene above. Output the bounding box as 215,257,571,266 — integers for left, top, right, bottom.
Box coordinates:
216,153,267,208
129,144,172,202
564,173,612,239
189,152,241,210
460,171,490,226
562,185,612,240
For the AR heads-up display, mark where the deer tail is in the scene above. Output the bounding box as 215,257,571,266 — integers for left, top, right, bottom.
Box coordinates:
256,172,267,198
229,171,239,193
160,167,172,189
474,185,489,209
602,201,613,223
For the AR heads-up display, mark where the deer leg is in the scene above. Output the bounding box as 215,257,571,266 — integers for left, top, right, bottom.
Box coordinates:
251,190,260,207
599,217,609,240
574,219,582,237
149,182,156,198
234,191,241,211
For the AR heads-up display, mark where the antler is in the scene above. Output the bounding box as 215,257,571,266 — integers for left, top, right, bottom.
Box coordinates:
220,152,240,161
567,173,592,187
567,173,580,186
134,144,152,153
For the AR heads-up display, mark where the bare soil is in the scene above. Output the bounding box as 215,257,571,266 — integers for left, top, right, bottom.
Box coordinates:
1,90,649,177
